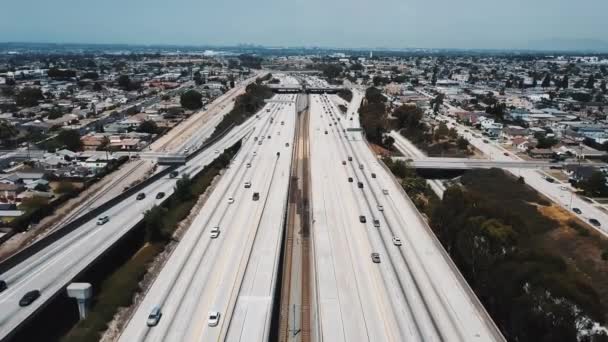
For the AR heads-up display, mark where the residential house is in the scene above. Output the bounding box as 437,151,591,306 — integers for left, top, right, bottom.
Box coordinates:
511,137,531,152
502,125,528,139
528,148,555,159
564,165,599,182
0,183,24,203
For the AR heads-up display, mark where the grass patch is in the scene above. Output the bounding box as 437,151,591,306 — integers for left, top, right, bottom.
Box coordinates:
61,243,163,342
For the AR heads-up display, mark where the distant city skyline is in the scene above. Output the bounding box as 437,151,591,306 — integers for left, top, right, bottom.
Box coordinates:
2,0,608,51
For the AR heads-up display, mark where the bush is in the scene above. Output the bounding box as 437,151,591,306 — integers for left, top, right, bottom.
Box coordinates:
180,89,203,110
337,89,353,102
56,181,77,194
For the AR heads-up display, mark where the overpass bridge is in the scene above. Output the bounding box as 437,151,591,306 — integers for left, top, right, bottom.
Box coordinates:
0,150,187,164
392,156,590,170
267,84,344,94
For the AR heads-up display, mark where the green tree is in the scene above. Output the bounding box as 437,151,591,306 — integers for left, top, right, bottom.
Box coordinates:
586,74,596,89
581,171,608,197
0,120,18,141
382,135,395,149
434,122,450,140
541,73,551,88
392,105,423,130
55,181,77,194
97,136,110,151
16,87,44,107
431,93,444,113
117,75,131,89
47,68,76,79
137,120,159,134
81,71,99,80
321,64,343,79
143,206,167,242
561,74,569,88
457,136,469,150
174,174,193,201
56,129,83,151
180,90,203,110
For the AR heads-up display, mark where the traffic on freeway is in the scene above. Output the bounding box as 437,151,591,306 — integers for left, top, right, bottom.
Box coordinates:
0,91,286,341
308,90,504,341
118,93,297,342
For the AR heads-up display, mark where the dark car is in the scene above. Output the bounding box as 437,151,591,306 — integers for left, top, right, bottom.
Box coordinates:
544,177,555,183
19,290,40,307
589,218,601,227
169,171,179,178
359,215,366,223
371,173,376,179
136,193,146,200
342,161,346,165
252,192,260,201
371,253,381,263
156,192,165,199
357,182,364,189
348,177,353,183
0,280,6,293
348,156,352,161
573,208,582,214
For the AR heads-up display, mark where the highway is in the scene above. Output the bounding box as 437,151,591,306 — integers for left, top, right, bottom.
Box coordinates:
118,94,297,342
0,82,296,340
308,91,504,341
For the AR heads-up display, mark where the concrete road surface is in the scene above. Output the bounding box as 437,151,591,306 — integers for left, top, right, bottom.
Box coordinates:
307,91,504,342
118,94,297,342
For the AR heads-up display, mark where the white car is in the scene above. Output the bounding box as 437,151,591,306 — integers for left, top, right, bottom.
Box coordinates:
146,306,162,327
210,226,220,239
244,182,251,188
377,204,384,211
392,237,402,246
208,311,221,326
246,163,251,168
228,197,234,204
253,152,257,156
97,216,109,225
382,189,389,195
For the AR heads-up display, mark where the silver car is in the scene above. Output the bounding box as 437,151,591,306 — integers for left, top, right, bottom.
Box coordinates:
146,306,162,327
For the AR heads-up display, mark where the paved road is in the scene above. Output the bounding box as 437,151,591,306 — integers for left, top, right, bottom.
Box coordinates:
433,114,608,236
0,88,291,341
308,91,504,342
118,93,297,342
391,156,560,169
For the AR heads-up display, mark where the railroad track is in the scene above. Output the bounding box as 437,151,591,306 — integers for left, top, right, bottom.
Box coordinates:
300,103,312,342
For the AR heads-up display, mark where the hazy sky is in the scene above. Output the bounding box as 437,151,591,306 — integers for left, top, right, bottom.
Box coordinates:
1,0,607,49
